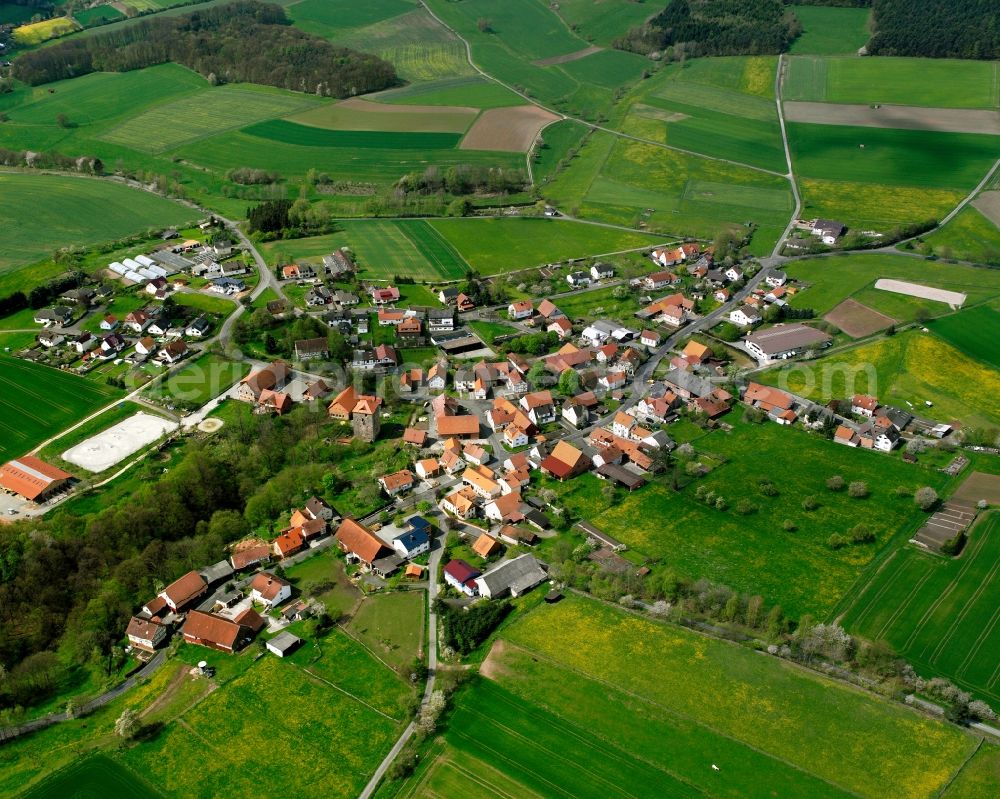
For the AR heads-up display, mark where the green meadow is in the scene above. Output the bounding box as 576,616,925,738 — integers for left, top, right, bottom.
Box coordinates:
789,6,872,55
550,0,657,46
573,415,954,618
0,172,194,273
243,120,462,149
918,205,1000,265
376,76,526,109
784,56,1000,109
840,514,1000,705
930,304,1000,369
18,755,162,799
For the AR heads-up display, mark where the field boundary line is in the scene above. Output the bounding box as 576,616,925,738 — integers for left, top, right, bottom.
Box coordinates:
772,53,803,258
334,619,403,677
834,549,902,628
933,738,983,799
905,528,990,652
418,0,788,178
495,640,868,799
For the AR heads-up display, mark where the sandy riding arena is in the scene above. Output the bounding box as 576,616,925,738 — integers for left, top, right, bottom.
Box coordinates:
825,298,896,338
783,102,1000,135
460,105,560,152
873,279,966,308
63,411,178,473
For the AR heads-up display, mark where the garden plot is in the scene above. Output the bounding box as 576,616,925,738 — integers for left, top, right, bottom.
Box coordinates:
874,279,966,308
460,105,560,152
63,411,177,472
913,501,978,552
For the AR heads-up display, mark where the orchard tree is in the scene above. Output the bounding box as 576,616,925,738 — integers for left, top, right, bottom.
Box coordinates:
915,486,939,511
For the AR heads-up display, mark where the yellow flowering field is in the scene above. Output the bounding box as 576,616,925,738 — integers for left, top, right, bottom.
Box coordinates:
500,597,977,799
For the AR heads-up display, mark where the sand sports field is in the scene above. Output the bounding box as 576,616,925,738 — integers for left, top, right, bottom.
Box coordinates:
784,102,1000,135
972,190,1000,227
825,298,896,338
460,105,560,152
63,411,178,472
874,279,966,308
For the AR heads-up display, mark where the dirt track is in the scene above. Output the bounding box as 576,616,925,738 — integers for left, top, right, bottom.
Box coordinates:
533,46,602,66
784,101,1000,135
972,191,1000,227
460,105,560,152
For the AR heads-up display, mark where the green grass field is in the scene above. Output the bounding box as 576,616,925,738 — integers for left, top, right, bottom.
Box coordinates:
918,205,1000,265
264,218,469,281
345,591,424,671
171,291,235,317
784,56,1000,109
544,130,793,251
533,118,590,184
555,285,641,321
840,514,1000,704
144,352,249,410
0,2,36,24
0,173,195,273
0,354,124,459
571,414,953,618
74,5,125,27
551,0,656,46
121,652,405,799
18,754,162,799
941,746,1000,799
427,217,665,274
788,123,1000,190
783,253,1000,317
392,596,977,799
288,0,414,40
376,76,526,109
331,6,475,84
789,6,872,55
758,330,1000,428
101,84,319,153
244,119,462,149
929,305,1000,369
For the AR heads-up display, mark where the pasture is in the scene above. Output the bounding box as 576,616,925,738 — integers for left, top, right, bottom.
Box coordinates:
405,596,978,799
287,0,414,41
930,304,1000,369
18,755,162,799
840,513,1000,705
426,217,666,274
0,354,123,459
345,590,425,671
942,747,1000,799
789,5,872,55
783,253,1000,317
263,219,469,281
533,118,590,183
797,178,963,230
551,0,656,46
574,414,953,618
74,5,125,27
0,173,195,273
758,330,1000,428
101,84,319,153
784,56,1000,109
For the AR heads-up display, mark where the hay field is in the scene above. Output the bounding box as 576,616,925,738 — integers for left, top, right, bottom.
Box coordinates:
931,305,1000,369
789,5,872,55
288,97,477,133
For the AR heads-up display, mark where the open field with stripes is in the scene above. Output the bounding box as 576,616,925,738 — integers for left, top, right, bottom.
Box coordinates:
841,512,1000,704
0,354,123,460
388,596,978,799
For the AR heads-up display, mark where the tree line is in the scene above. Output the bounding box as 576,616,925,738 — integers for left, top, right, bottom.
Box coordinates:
867,0,998,59
11,1,398,95
616,0,800,57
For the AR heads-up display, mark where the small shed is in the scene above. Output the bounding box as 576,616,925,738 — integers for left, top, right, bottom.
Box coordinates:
266,632,302,658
